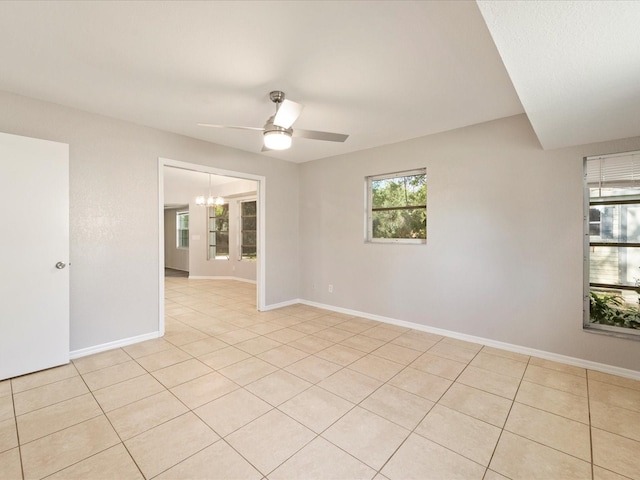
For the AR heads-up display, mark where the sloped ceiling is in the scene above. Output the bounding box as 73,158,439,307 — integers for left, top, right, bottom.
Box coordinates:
478,0,640,150
0,1,636,161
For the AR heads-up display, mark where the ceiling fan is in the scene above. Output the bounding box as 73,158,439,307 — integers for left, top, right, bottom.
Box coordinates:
198,91,349,151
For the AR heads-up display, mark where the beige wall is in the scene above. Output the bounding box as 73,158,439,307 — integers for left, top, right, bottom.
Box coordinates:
0,90,299,352
189,195,257,282
164,208,189,272
2,86,639,372
299,114,640,371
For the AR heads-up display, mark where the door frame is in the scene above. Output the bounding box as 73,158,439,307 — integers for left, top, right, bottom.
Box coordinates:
158,157,266,335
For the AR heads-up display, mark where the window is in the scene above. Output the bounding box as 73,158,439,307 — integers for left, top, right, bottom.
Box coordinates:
176,211,189,249
585,151,640,335
208,204,229,260
366,168,427,243
241,200,257,260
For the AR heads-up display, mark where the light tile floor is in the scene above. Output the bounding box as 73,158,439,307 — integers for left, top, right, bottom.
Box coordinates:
1,278,640,479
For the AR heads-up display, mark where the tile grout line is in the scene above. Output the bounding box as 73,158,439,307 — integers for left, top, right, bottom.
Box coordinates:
373,339,488,477
8,379,26,480
482,354,531,478
586,370,595,480
12,278,639,479
71,361,147,480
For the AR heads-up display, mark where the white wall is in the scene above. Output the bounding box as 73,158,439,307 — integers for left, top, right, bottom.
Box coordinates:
164,208,189,271
299,114,640,371
3,86,639,373
0,90,299,352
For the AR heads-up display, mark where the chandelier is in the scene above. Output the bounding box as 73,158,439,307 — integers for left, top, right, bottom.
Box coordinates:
195,173,224,207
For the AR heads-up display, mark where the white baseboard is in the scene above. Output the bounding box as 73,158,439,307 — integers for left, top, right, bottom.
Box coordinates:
69,331,162,360
299,299,640,382
188,275,256,284
263,298,301,311
70,297,640,381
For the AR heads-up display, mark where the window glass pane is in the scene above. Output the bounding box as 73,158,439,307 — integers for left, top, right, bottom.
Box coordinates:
372,174,426,209
590,245,640,288
208,204,228,260
241,201,257,260
176,212,189,248
590,288,640,330
589,204,640,243
242,232,257,246
242,201,257,216
215,217,229,231
216,232,229,256
372,208,426,239
242,216,257,231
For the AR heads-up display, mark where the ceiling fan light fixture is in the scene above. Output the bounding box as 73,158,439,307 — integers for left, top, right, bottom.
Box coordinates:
263,130,292,150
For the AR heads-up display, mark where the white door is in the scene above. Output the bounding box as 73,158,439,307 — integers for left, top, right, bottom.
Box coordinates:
0,132,69,381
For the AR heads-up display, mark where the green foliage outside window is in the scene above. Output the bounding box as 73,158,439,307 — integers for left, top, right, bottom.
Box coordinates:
371,172,426,240
208,204,229,259
241,201,257,260
589,291,640,329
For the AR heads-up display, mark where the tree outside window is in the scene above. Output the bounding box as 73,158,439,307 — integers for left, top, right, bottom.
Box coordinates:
366,169,426,243
241,200,257,260
208,204,229,259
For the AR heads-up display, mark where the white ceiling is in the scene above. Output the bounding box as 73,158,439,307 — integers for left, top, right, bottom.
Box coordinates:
478,1,640,150
163,166,254,206
0,1,636,161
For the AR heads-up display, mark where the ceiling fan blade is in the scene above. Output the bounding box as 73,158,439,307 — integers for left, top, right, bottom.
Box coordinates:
293,129,349,142
273,99,304,128
198,123,264,132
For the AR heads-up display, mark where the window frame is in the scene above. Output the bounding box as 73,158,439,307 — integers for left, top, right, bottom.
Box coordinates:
176,210,189,250
239,199,257,261
207,203,230,261
365,168,427,244
584,153,640,338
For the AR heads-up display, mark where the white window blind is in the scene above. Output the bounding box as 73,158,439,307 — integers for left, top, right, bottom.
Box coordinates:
586,151,640,188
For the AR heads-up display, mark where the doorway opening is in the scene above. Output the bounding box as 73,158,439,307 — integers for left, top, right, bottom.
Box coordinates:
158,158,266,335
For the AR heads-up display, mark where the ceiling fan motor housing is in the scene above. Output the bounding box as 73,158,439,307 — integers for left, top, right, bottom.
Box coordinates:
269,90,286,104
263,115,292,135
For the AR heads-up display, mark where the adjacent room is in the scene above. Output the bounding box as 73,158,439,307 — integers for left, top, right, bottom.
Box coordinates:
0,1,639,479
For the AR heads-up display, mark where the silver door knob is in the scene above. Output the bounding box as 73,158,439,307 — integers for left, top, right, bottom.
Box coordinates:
55,262,66,269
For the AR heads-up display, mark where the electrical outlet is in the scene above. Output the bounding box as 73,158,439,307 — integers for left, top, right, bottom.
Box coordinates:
328,284,333,293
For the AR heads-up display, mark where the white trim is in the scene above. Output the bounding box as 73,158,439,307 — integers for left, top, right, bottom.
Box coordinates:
188,275,256,284
298,299,640,381
262,298,301,311
158,162,166,337
159,157,267,329
69,331,161,360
